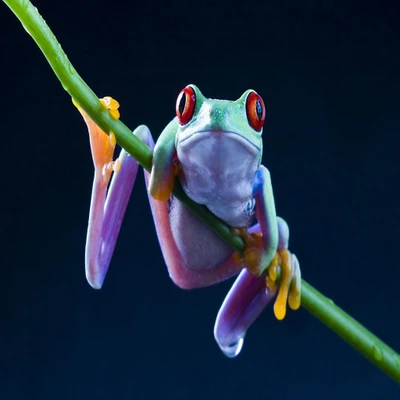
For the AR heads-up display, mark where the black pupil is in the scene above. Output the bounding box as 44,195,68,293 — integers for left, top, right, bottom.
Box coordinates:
178,93,186,116
255,99,263,120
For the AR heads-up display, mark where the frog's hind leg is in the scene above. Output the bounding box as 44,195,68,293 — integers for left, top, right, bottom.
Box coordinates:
214,268,277,357
81,108,150,288
214,218,301,357
144,184,245,289
143,122,245,289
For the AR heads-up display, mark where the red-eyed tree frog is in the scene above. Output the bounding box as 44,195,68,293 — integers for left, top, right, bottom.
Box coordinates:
74,85,301,357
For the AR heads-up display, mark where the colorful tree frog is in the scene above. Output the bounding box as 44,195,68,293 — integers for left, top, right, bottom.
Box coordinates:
74,85,301,357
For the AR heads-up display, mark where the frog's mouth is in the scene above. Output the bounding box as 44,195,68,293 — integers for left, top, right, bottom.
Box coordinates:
178,130,261,153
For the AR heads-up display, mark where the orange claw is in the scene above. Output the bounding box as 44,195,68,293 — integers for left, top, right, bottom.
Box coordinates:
73,97,121,183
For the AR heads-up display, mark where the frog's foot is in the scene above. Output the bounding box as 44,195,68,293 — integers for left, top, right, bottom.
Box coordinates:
73,96,121,185
231,226,301,321
267,249,301,320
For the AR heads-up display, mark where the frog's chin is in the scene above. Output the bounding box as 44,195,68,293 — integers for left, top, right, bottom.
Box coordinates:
178,130,260,154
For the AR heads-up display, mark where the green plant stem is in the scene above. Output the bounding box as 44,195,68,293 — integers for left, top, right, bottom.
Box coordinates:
3,0,400,384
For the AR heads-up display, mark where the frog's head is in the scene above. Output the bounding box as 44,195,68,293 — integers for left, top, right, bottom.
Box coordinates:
174,85,265,162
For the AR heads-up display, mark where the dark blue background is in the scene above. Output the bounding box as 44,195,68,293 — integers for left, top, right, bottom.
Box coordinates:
1,0,400,398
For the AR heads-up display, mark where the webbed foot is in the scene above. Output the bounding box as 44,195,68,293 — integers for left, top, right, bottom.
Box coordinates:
267,248,301,320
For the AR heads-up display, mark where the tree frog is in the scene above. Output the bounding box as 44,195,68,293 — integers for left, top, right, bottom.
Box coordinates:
74,85,301,357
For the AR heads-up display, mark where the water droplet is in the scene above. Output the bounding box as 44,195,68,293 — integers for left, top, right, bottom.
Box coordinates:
219,338,244,358
327,298,335,305
372,345,383,362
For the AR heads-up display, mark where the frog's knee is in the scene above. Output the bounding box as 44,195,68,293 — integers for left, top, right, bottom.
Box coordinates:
133,125,153,146
277,216,289,250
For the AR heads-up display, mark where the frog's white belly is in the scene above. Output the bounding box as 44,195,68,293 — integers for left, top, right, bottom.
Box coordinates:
177,131,260,227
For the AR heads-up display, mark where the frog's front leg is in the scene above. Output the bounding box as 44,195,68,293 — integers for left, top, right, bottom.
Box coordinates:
232,166,302,320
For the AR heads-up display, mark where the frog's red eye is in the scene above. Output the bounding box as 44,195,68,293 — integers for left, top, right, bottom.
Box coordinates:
246,91,265,132
176,86,196,125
